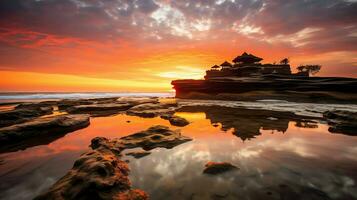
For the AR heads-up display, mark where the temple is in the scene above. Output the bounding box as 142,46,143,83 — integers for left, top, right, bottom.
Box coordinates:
205,52,305,79
171,51,357,103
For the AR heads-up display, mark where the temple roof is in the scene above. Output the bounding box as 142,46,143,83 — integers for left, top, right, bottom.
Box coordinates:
211,65,220,69
220,61,232,67
232,52,263,63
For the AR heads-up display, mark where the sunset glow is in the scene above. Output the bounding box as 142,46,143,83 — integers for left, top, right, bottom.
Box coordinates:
0,0,356,92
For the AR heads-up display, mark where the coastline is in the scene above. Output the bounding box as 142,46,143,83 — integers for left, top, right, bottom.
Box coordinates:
1,96,357,199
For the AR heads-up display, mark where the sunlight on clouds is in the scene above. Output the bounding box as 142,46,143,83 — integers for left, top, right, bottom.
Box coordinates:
151,3,193,39
233,22,264,35
264,27,322,47
156,66,205,79
150,2,212,39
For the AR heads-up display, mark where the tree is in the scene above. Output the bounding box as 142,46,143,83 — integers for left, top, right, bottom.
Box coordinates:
296,65,321,75
280,58,289,65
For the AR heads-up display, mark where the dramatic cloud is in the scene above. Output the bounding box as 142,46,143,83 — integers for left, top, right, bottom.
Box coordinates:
0,0,356,91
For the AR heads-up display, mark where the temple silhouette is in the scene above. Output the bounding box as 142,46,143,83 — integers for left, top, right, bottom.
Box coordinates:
205,52,307,79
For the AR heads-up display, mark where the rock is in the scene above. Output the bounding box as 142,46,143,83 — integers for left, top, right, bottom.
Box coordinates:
34,137,148,200
35,126,192,200
57,99,96,110
119,125,192,151
168,116,190,127
160,114,190,127
127,103,176,118
323,110,357,135
0,114,90,149
15,100,58,109
0,106,53,127
117,97,159,106
203,162,238,175
66,103,133,116
126,151,151,159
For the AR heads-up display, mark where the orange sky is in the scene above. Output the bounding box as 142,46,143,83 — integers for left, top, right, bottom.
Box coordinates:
0,0,356,92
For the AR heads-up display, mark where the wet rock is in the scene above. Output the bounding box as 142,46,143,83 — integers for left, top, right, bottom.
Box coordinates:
0,114,90,148
126,151,151,159
120,125,192,151
127,103,176,118
36,126,191,200
66,103,133,116
35,137,148,200
323,110,357,135
160,114,190,127
168,116,189,127
0,106,53,127
56,99,96,110
117,97,159,106
15,101,58,110
203,162,238,175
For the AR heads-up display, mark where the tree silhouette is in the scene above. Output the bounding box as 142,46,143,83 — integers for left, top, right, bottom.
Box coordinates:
296,65,321,75
280,58,289,65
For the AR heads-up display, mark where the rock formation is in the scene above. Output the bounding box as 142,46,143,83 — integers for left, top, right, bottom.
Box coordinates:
66,103,133,116
0,106,53,127
126,102,177,118
120,125,192,151
35,125,192,199
0,114,90,151
203,162,238,175
323,110,357,135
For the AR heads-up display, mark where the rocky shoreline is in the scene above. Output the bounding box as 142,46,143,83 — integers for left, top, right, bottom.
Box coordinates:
1,96,356,199
0,97,191,153
172,76,357,103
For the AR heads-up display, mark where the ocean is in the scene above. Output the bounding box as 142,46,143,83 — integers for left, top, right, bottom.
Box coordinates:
0,92,174,103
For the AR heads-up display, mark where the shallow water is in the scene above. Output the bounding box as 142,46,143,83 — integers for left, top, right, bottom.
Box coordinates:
0,103,357,200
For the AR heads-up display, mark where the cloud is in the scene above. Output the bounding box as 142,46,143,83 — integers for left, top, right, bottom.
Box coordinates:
0,0,356,81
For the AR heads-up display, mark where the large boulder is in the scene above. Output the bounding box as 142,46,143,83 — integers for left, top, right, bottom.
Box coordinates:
0,114,90,148
35,126,192,200
35,137,148,200
323,110,357,135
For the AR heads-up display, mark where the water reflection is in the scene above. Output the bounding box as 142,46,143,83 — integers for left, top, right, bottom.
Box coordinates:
177,106,317,141
127,109,357,200
0,106,356,200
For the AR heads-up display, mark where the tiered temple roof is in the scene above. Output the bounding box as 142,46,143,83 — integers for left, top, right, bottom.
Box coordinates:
211,65,220,69
232,52,263,64
220,61,232,67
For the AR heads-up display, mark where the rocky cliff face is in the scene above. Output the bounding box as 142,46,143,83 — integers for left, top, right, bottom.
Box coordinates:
171,76,357,103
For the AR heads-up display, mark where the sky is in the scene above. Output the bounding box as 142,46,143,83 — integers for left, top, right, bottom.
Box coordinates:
0,0,356,92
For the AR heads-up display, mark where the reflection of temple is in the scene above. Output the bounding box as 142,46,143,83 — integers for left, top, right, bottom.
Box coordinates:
178,106,313,141
205,52,305,79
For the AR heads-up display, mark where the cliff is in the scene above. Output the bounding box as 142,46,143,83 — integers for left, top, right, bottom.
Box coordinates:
171,75,357,103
